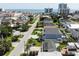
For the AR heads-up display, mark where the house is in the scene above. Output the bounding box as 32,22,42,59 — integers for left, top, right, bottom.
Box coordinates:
60,23,79,41
70,29,79,40
1,17,12,25
71,14,79,19
12,30,20,36
75,43,79,49
41,17,63,42
42,40,56,52
29,47,40,56
66,24,79,30
14,15,30,25
39,40,61,56
42,27,63,42
61,22,74,29
43,18,53,26
38,51,61,56
0,12,30,27
67,42,77,51
65,24,79,41
61,47,75,56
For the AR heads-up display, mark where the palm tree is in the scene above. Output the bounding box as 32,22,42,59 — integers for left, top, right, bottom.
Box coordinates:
0,40,5,55
0,39,12,56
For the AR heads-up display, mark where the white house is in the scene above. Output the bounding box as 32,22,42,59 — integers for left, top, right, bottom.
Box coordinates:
66,24,79,40
13,31,20,36
67,42,76,51
66,24,79,30
75,43,79,49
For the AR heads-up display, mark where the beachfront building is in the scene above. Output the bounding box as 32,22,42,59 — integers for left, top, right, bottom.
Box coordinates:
58,3,70,17
0,8,2,12
74,10,79,14
44,8,53,15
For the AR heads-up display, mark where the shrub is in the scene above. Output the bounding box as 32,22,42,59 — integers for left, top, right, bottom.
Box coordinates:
0,39,12,56
12,36,19,42
57,44,66,51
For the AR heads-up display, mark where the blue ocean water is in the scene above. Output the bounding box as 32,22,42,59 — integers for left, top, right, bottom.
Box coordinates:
5,9,44,13
5,9,74,14
5,9,58,13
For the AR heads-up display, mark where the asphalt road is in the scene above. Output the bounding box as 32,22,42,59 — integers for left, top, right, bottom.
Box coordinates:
9,16,39,56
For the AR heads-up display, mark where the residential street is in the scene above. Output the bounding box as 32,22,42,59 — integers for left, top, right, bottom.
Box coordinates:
9,16,39,56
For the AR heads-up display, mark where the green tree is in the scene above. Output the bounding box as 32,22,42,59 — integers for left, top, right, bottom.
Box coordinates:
20,24,29,32
0,41,5,55
0,39,12,56
3,39,12,51
0,25,12,37
12,36,18,42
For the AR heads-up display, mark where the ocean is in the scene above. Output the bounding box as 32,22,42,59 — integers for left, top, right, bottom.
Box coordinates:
5,9,74,13
5,9,44,13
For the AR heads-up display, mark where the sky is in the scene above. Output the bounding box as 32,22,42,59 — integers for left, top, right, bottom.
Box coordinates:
0,3,79,10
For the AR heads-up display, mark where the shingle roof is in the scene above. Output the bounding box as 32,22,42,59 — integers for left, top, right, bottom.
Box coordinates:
44,28,61,34
43,34,62,39
43,40,56,52
43,27,62,40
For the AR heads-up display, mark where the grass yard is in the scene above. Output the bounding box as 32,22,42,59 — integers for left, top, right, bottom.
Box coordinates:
32,28,43,36
26,38,42,47
4,47,15,56
57,43,67,51
30,19,36,24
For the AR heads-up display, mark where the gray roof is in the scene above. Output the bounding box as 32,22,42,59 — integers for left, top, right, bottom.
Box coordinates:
44,28,61,34
43,19,53,26
42,28,62,40
42,34,62,40
43,40,56,52
43,19,53,23
1,17,12,22
44,23,54,26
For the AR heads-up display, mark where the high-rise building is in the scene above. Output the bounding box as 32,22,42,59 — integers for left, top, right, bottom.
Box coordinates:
58,3,70,16
74,10,79,14
0,8,2,11
59,3,67,9
44,8,53,14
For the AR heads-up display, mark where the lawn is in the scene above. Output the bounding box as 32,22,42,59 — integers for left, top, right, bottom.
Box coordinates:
62,28,76,42
30,19,36,24
6,35,12,41
65,29,70,33
67,34,76,42
26,38,42,47
57,43,67,51
32,28,43,36
60,28,76,42
36,21,43,28
4,47,14,56
6,34,24,42
18,34,24,38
